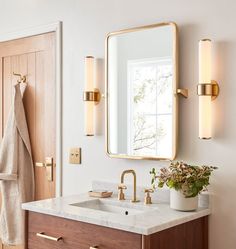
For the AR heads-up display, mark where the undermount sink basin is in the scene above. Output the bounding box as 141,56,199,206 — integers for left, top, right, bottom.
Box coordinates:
70,199,149,216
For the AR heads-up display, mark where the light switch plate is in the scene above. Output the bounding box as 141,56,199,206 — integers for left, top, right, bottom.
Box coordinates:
69,148,81,164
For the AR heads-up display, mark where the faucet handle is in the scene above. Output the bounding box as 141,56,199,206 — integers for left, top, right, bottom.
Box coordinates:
118,184,127,200
118,184,127,190
144,188,154,205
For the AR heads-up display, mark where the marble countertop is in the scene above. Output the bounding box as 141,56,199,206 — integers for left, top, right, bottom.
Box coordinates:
22,193,210,235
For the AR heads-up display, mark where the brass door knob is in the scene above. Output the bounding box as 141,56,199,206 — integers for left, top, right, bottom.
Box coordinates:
144,188,154,204
118,184,127,200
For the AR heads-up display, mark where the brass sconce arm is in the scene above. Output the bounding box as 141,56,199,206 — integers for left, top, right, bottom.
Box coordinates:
177,88,188,98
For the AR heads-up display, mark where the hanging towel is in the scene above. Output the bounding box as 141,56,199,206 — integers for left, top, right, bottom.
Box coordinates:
0,83,35,246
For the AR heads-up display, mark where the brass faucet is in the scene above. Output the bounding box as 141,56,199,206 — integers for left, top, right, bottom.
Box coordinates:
118,169,139,203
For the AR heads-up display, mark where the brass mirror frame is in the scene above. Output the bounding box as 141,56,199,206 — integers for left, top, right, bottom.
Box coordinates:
105,22,178,161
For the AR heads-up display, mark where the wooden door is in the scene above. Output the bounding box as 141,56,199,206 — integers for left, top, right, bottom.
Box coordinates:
0,32,56,248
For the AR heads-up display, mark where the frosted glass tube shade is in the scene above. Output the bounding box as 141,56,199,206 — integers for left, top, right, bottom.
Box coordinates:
85,101,94,136
198,39,212,139
84,56,95,136
85,56,95,91
199,96,212,139
199,40,212,83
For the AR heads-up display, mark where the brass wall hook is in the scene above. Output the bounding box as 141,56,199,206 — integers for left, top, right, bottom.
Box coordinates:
13,72,26,83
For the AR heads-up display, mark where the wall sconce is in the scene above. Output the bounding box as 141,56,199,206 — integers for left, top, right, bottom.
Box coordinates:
83,56,101,136
197,39,219,139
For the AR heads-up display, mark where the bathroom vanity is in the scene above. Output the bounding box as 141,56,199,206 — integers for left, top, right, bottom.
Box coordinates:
23,194,210,249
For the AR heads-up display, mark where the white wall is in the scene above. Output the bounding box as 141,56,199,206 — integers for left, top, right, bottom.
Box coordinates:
0,0,235,248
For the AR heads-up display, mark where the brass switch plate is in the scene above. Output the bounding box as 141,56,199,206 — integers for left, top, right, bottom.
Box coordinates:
69,148,81,164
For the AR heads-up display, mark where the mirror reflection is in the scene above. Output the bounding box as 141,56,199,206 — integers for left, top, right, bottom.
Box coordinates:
106,23,177,160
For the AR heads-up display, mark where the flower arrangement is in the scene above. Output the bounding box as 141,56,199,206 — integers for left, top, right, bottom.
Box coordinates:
150,161,217,198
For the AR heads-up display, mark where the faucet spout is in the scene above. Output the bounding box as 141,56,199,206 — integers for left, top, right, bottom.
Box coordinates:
120,169,139,203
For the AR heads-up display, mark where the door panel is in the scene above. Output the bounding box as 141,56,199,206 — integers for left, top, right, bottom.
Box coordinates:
0,32,56,248
3,57,13,131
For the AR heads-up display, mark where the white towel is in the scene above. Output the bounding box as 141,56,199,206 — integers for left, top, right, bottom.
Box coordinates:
0,83,35,245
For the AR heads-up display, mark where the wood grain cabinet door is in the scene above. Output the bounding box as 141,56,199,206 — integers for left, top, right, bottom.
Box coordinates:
27,212,142,249
142,216,208,249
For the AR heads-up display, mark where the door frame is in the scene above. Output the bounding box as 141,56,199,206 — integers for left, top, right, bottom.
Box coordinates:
0,21,63,197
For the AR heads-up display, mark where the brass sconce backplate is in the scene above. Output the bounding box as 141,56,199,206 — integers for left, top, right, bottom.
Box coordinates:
83,89,101,104
197,80,219,100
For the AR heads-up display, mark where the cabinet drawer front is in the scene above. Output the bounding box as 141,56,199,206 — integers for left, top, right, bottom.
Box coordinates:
27,211,142,249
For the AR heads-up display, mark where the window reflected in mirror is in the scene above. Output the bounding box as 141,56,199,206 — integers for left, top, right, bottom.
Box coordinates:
127,58,173,157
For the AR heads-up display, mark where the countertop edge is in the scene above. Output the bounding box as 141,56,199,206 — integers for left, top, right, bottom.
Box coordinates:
22,202,211,235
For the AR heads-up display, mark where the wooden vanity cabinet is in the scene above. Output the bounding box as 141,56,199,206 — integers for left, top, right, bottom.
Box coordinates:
142,216,208,249
26,211,208,249
27,211,141,249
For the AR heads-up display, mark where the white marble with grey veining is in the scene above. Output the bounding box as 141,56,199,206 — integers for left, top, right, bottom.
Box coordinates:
22,181,211,235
